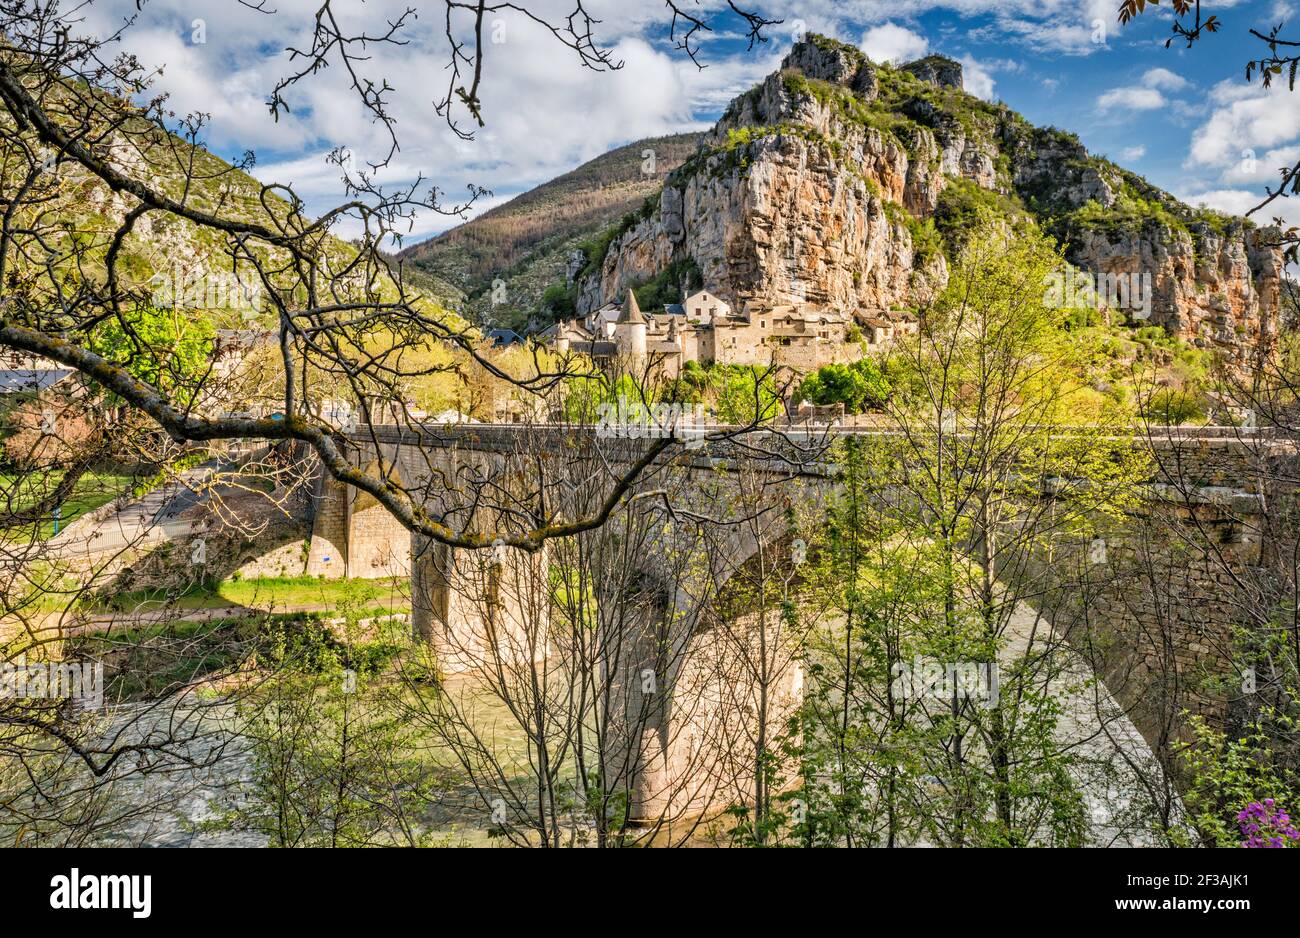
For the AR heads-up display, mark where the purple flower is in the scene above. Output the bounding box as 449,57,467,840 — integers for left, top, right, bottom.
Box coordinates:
1239,800,1300,848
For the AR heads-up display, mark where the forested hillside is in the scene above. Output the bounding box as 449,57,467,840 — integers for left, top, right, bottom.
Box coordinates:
399,133,698,326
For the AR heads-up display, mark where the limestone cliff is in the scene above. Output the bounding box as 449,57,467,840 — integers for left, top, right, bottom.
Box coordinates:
575,35,1282,364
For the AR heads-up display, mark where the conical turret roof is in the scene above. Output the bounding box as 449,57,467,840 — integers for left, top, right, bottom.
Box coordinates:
617,289,646,325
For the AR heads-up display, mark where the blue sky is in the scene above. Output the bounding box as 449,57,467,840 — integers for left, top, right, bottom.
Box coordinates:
75,0,1300,240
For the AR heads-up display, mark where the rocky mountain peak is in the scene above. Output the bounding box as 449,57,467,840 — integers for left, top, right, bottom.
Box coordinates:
901,54,964,90
780,35,878,99
524,34,1282,368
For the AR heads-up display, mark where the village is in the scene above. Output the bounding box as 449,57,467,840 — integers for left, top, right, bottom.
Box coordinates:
541,289,918,375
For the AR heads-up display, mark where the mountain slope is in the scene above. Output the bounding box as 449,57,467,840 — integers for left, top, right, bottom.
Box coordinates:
399,133,699,326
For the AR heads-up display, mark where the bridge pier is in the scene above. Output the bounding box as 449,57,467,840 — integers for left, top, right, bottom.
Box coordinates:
306,466,412,579
411,534,550,676
598,571,678,823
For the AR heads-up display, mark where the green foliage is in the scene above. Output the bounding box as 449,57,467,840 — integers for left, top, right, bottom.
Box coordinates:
904,214,944,266
257,612,404,677
788,431,1099,847
1140,387,1207,426
575,192,662,283
796,358,892,413
86,305,215,405
632,257,703,311
1190,206,1246,236
1177,710,1300,847
1063,192,1183,238
872,58,1002,143
884,198,950,267
578,362,780,424
710,365,783,424
781,72,911,154
217,672,439,847
561,372,644,423
806,33,868,68
780,228,1150,847
675,122,845,181
68,616,247,699
206,585,441,847
933,177,1033,253
538,281,578,323
660,359,709,405
130,450,208,498
0,469,133,541
1062,304,1105,330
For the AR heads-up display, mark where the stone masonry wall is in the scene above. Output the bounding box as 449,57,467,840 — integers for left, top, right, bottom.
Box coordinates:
304,471,349,577
1034,435,1290,750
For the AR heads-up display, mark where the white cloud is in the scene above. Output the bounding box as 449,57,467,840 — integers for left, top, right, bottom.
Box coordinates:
960,54,997,101
1097,87,1166,112
1121,145,1147,161
62,0,1250,250
1174,188,1261,216
1219,143,1300,185
1095,66,1192,114
1172,186,1300,235
1187,82,1300,168
1143,67,1189,92
860,23,929,63
69,2,746,242
814,0,1244,55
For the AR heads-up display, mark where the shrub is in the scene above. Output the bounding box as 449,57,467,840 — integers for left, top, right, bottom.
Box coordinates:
632,258,704,311
934,177,1032,253
1141,387,1206,426
797,358,891,413
539,281,577,322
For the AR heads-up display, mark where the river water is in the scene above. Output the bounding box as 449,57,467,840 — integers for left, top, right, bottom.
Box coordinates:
78,602,1177,847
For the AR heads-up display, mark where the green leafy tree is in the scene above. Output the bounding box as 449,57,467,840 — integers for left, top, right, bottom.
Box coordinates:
797,359,891,413
790,225,1150,846
212,590,439,847
712,366,782,424
86,306,215,407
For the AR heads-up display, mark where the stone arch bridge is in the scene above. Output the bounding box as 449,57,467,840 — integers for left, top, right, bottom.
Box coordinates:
300,423,1287,823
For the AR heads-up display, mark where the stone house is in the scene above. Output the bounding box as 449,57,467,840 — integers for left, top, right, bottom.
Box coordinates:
683,289,730,324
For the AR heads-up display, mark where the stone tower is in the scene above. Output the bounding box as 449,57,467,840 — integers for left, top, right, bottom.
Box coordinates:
554,320,574,355
615,290,647,366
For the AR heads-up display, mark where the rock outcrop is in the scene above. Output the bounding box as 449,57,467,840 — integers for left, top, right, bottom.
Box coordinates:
575,34,1282,364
